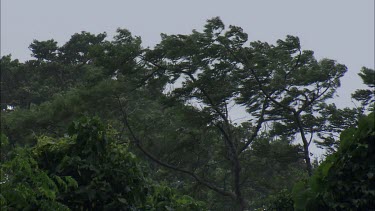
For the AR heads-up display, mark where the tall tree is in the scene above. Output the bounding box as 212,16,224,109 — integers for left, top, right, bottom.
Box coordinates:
118,17,344,209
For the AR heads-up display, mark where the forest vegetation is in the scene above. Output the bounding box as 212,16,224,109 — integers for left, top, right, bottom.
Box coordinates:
1,17,374,210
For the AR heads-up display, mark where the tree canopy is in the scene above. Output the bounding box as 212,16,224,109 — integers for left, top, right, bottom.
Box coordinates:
1,17,374,210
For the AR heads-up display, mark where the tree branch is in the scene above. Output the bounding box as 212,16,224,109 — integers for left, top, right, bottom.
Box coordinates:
221,43,295,114
115,94,237,199
238,99,268,153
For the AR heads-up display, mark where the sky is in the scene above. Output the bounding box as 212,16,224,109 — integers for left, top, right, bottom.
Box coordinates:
1,0,374,156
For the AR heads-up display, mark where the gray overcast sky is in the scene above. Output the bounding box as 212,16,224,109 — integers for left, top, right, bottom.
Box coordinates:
1,0,374,107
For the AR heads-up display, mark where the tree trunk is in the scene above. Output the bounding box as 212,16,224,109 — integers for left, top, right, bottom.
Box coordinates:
294,113,313,176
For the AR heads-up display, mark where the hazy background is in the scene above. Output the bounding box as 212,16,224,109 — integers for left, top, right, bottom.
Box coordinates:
1,0,374,157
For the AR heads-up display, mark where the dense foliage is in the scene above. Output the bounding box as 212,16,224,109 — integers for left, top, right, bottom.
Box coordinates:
292,113,375,210
0,117,205,210
1,17,374,210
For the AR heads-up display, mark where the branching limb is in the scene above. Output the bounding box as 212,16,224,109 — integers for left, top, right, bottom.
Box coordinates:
114,94,237,200
238,99,268,154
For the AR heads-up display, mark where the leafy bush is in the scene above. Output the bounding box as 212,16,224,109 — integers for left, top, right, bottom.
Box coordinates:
292,112,375,210
260,189,294,211
0,117,205,210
